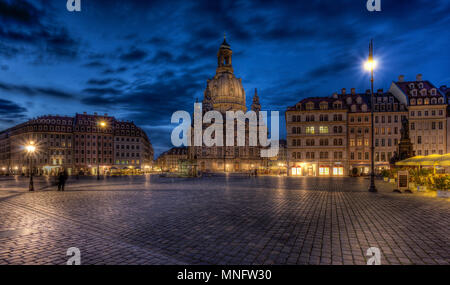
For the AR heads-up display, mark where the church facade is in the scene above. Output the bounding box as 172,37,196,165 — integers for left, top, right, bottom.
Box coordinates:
187,37,268,173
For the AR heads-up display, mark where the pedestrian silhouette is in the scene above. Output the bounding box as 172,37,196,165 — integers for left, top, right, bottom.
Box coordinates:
57,170,68,191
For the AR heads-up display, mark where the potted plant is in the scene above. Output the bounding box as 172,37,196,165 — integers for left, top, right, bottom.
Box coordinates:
434,175,450,198
388,169,396,183
381,169,389,181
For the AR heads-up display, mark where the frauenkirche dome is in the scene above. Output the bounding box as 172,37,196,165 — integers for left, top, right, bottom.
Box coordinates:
203,36,246,113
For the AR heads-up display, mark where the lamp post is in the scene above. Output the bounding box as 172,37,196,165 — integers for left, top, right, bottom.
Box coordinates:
25,141,36,191
97,121,106,180
364,40,378,193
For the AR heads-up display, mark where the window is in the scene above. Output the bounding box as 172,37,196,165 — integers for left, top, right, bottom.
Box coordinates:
306,127,315,134
319,126,329,134
364,139,369,146
417,136,421,144
350,139,355,146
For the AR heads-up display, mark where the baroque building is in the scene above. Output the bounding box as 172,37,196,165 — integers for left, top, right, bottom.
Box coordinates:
389,74,447,156
0,113,153,175
286,96,348,176
187,37,268,173
155,147,188,172
285,77,432,176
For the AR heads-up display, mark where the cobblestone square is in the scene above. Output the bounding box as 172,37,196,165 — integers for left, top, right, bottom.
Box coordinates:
0,175,448,265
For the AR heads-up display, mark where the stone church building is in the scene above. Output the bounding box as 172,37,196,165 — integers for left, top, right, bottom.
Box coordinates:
187,37,268,173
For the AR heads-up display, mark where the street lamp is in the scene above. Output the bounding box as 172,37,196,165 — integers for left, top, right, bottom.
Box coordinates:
97,120,107,180
25,141,36,191
364,40,377,193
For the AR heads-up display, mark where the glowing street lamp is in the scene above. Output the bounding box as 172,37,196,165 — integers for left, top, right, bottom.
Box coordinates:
25,141,36,191
97,120,107,180
364,40,377,193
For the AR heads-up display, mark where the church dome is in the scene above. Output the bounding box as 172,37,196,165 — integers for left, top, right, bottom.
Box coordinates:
203,36,246,113
206,73,246,112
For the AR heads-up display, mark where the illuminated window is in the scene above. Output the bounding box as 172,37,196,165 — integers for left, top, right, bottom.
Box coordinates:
306,126,315,134
357,139,362,146
319,126,328,134
333,167,343,176
364,139,369,146
350,139,355,146
319,167,330,176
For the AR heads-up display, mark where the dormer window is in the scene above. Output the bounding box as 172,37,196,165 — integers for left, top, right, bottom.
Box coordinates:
351,104,356,112
438,97,444,104
417,98,423,105
411,90,417,96
306,102,314,110
424,98,429,105
418,83,423,89
346,97,352,104
319,102,328,110
431,98,437,104
409,83,415,89
361,104,367,112
431,89,436,96
356,96,362,104
420,89,427,96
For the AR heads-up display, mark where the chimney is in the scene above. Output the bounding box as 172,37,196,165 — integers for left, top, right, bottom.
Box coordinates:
341,88,346,95
332,92,338,99
366,89,370,95
377,88,383,95
416,74,423,81
351,88,355,95
83,112,87,115
398,75,405,82
94,112,98,115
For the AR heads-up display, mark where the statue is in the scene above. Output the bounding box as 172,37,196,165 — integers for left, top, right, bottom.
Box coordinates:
396,116,414,162
400,116,409,140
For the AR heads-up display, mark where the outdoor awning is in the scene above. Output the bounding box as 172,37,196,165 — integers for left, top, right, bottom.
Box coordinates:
396,154,450,166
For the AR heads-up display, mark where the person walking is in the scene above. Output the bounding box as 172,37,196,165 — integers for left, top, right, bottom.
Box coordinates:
57,170,68,191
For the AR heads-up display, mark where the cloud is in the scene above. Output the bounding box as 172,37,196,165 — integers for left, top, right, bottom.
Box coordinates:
0,98,27,122
86,78,127,86
119,48,148,62
0,81,76,99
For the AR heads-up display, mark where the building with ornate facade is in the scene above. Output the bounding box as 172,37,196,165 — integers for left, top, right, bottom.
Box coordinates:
155,147,188,172
286,74,442,176
0,112,153,175
389,74,447,156
187,37,268,173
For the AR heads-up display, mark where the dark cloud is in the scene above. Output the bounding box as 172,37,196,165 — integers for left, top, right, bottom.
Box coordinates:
119,48,148,62
0,98,27,120
82,60,107,68
0,82,75,99
0,0,80,60
0,0,41,26
86,78,127,86
102,66,128,75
